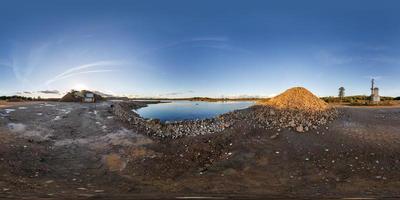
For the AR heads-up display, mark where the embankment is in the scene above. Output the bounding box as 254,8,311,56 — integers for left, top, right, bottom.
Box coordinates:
112,101,231,138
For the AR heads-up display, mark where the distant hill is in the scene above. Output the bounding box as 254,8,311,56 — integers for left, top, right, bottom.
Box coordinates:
60,90,104,102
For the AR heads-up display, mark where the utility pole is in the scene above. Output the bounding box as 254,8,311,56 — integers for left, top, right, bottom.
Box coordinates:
371,79,375,96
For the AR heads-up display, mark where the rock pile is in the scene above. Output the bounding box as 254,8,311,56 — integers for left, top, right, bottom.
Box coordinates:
227,105,338,133
253,87,338,132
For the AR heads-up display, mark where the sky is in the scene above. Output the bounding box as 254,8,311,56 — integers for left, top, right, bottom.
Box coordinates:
0,0,400,98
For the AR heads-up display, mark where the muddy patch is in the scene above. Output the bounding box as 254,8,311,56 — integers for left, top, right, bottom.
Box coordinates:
54,128,153,148
103,153,126,172
7,123,53,141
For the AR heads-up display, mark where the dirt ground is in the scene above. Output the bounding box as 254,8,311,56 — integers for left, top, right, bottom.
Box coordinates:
0,102,400,199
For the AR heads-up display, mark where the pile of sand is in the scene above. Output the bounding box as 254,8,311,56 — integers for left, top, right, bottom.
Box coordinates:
258,87,328,111
60,92,78,102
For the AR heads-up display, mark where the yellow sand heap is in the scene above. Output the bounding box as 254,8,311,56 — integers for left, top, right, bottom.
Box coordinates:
258,87,328,111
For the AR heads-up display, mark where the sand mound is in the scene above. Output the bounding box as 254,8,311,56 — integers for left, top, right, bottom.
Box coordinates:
259,87,328,111
60,92,77,102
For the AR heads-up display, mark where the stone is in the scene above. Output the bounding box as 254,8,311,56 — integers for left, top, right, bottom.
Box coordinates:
296,125,304,132
270,133,280,139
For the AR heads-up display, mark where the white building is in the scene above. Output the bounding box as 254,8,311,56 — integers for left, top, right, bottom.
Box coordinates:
83,92,95,103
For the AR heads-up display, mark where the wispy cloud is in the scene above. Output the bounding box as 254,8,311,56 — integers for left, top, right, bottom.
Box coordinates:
54,70,116,82
16,91,32,95
137,36,244,58
191,37,228,42
192,44,251,54
38,90,60,94
46,61,123,85
9,42,51,84
158,90,195,97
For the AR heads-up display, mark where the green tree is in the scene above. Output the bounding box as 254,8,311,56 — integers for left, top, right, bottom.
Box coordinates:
338,87,345,101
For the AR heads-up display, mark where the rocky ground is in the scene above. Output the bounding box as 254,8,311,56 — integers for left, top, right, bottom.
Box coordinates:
114,101,338,139
0,101,400,199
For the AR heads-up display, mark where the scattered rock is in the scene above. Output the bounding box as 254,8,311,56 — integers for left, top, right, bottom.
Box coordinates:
296,125,304,133
270,133,280,139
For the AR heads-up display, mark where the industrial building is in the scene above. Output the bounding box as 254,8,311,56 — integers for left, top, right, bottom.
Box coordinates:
370,79,380,103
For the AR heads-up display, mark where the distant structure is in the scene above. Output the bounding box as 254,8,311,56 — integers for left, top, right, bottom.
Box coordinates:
60,90,102,103
83,92,95,103
370,79,380,103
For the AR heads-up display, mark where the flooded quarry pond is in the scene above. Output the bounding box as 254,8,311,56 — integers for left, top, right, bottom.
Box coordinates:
134,100,255,122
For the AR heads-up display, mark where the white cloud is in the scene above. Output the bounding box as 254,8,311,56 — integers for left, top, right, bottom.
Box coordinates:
46,61,123,85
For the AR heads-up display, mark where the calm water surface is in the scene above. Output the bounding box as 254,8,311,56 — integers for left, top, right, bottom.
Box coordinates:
134,101,254,122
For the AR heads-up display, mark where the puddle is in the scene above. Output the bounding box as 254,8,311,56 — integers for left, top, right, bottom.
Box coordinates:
57,108,71,114
37,113,43,116
4,109,15,114
53,116,61,121
7,123,53,141
18,107,27,110
7,123,26,132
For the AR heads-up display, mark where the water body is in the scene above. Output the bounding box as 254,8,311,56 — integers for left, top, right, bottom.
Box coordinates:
135,101,254,122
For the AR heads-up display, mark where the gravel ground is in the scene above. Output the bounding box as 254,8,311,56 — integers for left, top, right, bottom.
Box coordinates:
0,101,400,199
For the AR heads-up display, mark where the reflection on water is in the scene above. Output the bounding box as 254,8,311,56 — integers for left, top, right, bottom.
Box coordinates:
134,101,254,122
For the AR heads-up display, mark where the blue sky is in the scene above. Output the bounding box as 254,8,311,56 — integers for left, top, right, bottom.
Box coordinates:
0,0,400,98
